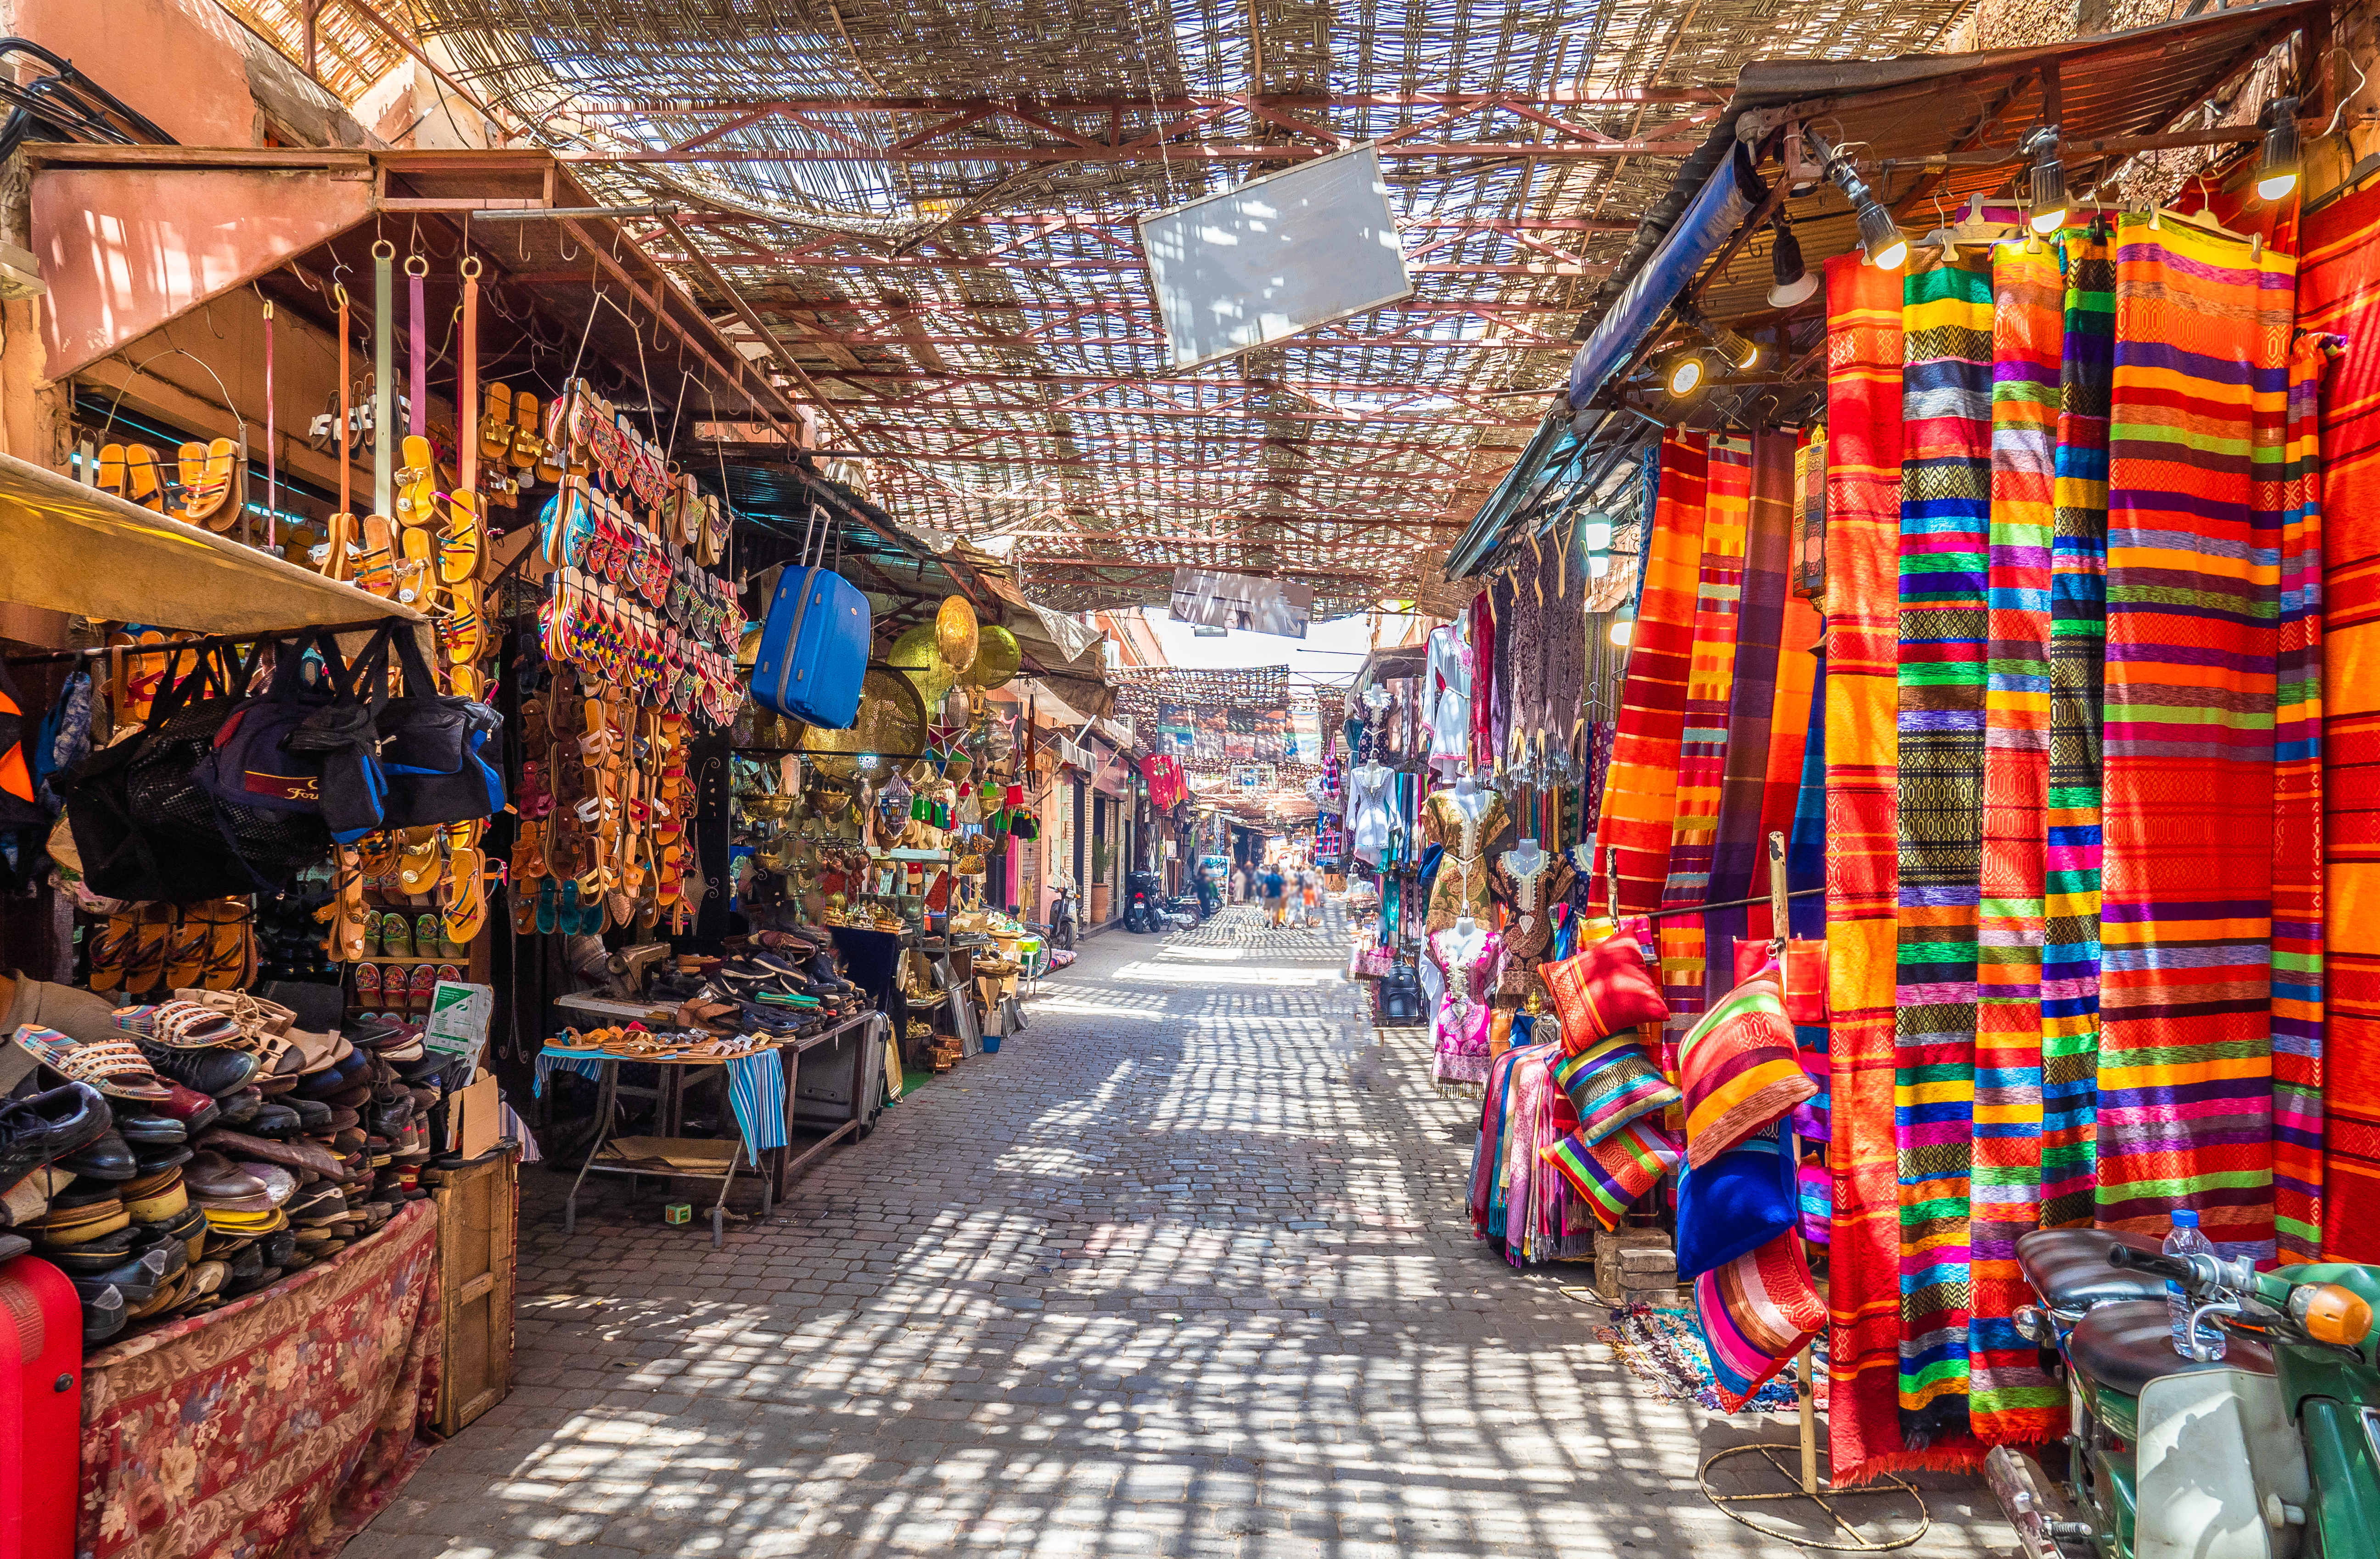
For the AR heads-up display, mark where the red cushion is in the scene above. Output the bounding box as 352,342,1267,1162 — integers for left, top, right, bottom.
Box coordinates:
1541,934,1668,1056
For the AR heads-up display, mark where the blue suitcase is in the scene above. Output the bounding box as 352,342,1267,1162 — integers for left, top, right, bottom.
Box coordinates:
752,511,870,728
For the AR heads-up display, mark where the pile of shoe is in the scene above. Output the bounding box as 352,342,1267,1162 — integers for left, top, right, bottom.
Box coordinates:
7,990,453,1342
646,931,865,1037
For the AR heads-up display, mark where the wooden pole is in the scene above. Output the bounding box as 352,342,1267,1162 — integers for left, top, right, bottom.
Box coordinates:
1769,828,1819,1496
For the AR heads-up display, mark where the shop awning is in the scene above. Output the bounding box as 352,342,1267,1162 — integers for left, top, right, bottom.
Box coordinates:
0,452,425,636
1565,140,1766,410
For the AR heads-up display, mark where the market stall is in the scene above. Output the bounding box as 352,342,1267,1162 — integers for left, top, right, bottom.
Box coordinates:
1423,0,2358,1509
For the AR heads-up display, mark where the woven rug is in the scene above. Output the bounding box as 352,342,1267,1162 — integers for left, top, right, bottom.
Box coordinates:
1706,429,1799,974
2300,184,2380,1261
2095,211,2293,1260
1658,435,1752,1029
2269,331,2330,1263
1599,433,1707,916
1593,1300,1819,1415
1895,250,1994,1449
1822,253,1980,1485
1968,241,2064,1446
2043,226,2114,1233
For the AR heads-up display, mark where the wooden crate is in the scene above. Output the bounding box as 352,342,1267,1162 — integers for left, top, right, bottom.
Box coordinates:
428,1149,517,1436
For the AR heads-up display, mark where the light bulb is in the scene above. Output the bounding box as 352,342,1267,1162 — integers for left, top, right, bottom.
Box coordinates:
1665,353,1706,398
1609,615,1635,648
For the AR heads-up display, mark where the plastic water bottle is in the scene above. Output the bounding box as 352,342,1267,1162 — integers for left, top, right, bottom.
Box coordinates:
2164,1209,2224,1360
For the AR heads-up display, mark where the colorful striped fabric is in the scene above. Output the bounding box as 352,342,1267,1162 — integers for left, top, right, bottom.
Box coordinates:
1552,1035,1681,1143
2298,184,2380,1262
1824,254,1963,1484
1707,430,1799,979
1676,967,1813,1167
1969,241,2063,1446
1599,433,1708,916
2095,212,2292,1262
1658,436,1752,1027
1697,1232,1828,1413
2043,227,2115,1233
2268,331,2329,1264
1542,1117,1681,1231
1896,250,1994,1448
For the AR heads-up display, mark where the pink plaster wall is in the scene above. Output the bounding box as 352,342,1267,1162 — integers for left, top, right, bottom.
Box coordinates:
5,0,260,149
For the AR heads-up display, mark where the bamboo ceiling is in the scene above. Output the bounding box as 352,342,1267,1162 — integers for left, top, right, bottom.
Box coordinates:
247,0,1971,611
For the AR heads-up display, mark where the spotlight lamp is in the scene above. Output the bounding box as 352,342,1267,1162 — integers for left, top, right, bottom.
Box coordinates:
1767,214,1819,308
1701,317,1763,371
1809,129,1907,271
1663,350,1710,399
2258,96,2302,202
2022,125,2069,235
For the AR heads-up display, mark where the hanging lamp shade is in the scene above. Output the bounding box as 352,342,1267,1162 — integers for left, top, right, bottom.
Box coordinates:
963,622,1022,688
1581,511,1614,580
936,594,979,674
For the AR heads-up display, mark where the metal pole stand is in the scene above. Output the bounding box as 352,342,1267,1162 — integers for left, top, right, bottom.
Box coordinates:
1696,1346,1931,1553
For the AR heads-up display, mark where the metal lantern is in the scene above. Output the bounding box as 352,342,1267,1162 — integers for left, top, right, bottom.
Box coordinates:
1791,432,1827,605
935,594,979,675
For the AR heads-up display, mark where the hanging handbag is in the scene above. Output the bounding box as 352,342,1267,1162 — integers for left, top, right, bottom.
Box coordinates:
201,631,387,842
372,622,505,828
62,642,322,900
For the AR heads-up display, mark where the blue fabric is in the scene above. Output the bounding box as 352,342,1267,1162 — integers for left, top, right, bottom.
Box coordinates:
1674,1124,1796,1281
725,1047,788,1151
1567,142,1765,407
533,1051,606,1097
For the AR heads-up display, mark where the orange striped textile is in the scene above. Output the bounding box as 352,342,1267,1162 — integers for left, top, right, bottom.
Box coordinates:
1597,433,1707,915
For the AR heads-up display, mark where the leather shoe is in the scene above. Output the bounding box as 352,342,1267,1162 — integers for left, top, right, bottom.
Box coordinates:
114,1112,187,1146
152,1084,221,1132
57,1130,137,1183
246,1105,300,1140
197,1127,351,1184
0,1082,112,1192
70,1247,169,1304
81,1284,125,1342
213,1088,263,1128
135,1044,259,1099
183,1151,268,1205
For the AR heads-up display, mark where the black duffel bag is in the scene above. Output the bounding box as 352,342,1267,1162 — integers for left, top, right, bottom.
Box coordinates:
372,621,504,828
63,640,327,900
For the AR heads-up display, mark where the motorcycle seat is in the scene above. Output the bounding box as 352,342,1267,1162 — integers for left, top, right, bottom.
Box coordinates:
2066,1300,2274,1398
2016,1227,2169,1312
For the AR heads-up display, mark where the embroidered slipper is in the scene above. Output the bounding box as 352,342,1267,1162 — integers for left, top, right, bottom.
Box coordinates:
395,524,435,608
124,445,165,513
437,490,483,583
413,912,442,962
356,514,400,598
480,382,513,462
408,963,438,1012
380,909,414,960
87,909,138,992
394,434,437,529
16,1027,174,1102
354,961,381,1013
181,438,236,529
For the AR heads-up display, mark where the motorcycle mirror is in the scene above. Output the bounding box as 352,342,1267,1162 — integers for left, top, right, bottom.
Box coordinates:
2300,1284,2374,1347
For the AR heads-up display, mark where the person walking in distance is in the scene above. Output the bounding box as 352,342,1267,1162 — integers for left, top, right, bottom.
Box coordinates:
1261,862,1286,928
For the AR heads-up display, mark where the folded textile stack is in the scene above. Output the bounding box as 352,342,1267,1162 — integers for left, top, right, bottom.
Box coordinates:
7,988,454,1343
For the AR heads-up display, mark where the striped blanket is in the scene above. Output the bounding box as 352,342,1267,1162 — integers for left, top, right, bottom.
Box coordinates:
1895,250,1994,1449
1706,430,1799,977
1969,241,2063,1445
2299,184,2380,1261
2094,212,2293,1262
2043,227,2114,1233
1824,253,1982,1485
1599,433,1707,915
1658,436,1753,1028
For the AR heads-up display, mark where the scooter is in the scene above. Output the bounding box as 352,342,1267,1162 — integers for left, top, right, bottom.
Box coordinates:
1123,870,1165,934
1988,1226,2380,1559
1039,880,1078,951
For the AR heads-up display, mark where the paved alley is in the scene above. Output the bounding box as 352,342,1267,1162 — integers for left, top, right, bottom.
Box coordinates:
356,907,2015,1559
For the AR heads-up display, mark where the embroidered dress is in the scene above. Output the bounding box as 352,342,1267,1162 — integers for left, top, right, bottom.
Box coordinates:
1422,789,1513,931
1347,763,1395,866
1424,625,1474,779
1430,925,1501,1093
1491,849,1576,998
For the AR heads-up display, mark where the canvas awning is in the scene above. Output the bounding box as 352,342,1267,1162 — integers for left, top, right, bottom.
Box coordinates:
0,452,425,636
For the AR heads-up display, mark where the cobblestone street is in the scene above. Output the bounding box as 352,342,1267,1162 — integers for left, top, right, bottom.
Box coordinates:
357,906,2014,1559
